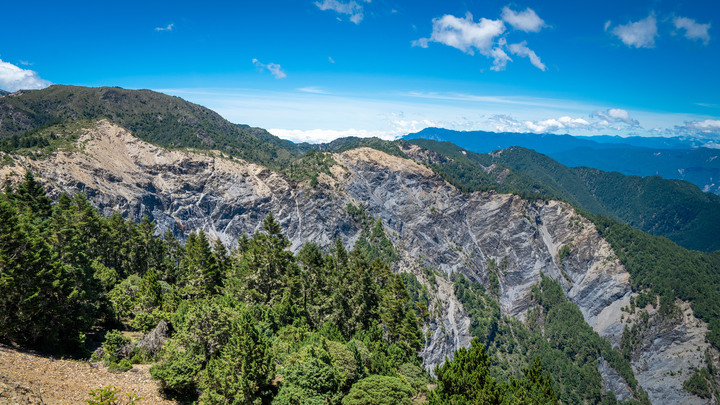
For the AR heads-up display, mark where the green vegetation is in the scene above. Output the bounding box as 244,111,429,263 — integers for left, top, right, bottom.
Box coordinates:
0,173,430,403
323,136,408,159
86,385,142,405
683,369,712,399
453,273,649,404
406,139,561,201
342,375,415,405
430,338,558,404
0,85,305,170
285,149,337,182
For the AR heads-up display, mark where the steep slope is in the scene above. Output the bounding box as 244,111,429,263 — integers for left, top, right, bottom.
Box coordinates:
1,119,716,403
407,140,720,252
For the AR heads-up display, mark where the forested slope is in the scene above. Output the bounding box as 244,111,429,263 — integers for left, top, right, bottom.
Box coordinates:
0,173,560,404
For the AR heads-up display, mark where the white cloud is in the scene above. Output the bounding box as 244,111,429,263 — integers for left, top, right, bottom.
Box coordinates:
592,108,640,126
604,20,612,32
155,23,174,31
685,119,720,132
671,119,720,139
413,12,506,55
413,9,548,71
252,58,287,79
508,41,546,71
315,0,368,24
163,88,704,141
611,14,658,48
269,128,392,143
328,56,336,63
501,7,546,33
674,17,711,45
0,59,51,92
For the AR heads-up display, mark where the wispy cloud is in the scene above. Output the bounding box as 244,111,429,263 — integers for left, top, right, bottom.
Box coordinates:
0,59,51,92
155,23,175,32
674,17,711,45
297,87,329,94
252,58,287,79
413,7,547,71
501,7,546,33
315,0,369,24
328,56,336,64
508,41,546,71
610,14,658,48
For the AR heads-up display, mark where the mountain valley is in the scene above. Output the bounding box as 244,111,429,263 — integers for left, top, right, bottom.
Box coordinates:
0,87,719,404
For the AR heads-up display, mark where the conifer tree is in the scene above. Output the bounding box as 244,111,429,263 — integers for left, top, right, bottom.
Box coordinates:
180,230,219,297
198,309,274,404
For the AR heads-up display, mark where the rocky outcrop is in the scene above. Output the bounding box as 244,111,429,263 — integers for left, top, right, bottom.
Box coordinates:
2,120,715,403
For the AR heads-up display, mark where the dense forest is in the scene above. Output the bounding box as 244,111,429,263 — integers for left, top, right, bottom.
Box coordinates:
0,173,559,403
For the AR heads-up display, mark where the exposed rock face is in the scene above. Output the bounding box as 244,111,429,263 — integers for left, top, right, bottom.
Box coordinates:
623,301,714,405
598,356,634,401
2,120,715,404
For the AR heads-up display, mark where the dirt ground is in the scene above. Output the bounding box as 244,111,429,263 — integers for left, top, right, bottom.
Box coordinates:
0,344,175,404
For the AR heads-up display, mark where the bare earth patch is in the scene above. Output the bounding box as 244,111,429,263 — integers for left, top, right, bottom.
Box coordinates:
0,344,175,404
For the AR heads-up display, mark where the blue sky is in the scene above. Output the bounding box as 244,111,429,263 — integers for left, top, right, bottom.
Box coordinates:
1,0,719,143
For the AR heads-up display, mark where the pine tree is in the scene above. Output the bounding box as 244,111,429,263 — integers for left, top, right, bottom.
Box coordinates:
430,338,503,405
198,309,274,404
180,230,219,297
14,171,52,221
230,214,297,306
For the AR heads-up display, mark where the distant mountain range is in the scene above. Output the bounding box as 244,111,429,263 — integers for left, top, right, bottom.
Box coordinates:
403,128,720,195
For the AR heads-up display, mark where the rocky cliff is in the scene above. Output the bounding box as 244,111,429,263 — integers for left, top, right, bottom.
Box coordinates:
1,120,716,404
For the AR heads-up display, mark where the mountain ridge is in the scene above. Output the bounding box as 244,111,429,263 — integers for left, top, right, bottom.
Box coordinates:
406,139,720,252
1,117,717,403
404,127,720,196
